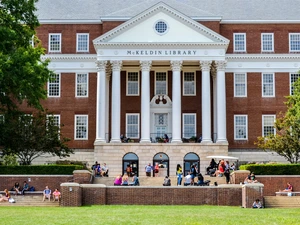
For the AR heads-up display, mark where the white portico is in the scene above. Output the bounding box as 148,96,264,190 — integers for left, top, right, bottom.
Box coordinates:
93,2,229,145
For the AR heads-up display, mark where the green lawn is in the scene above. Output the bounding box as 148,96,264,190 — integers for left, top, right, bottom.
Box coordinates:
0,205,299,225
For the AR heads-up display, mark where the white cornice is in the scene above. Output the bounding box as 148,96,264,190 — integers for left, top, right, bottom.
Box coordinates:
221,20,300,24
39,20,102,24
95,42,229,48
100,16,222,22
42,54,97,61
226,54,300,61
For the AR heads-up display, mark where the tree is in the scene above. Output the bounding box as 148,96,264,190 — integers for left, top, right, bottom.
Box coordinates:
0,112,73,165
256,75,300,163
0,0,54,113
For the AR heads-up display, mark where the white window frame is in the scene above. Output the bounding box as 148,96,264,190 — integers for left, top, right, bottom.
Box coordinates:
183,71,196,96
74,115,88,140
47,73,61,97
126,113,139,139
261,33,274,52
234,73,247,97
76,73,89,97
290,73,300,95
48,33,61,53
182,113,196,138
76,33,89,52
233,33,246,52
234,115,248,140
262,73,275,97
47,114,60,127
155,71,168,95
289,33,300,52
262,115,276,137
126,71,139,96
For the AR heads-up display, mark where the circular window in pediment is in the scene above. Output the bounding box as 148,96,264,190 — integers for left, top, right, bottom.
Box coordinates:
154,20,168,35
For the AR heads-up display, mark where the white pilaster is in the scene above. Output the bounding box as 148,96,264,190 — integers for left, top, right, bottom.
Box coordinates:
213,72,217,143
171,60,182,143
215,60,228,143
110,60,122,143
140,60,152,143
200,60,212,143
95,60,107,143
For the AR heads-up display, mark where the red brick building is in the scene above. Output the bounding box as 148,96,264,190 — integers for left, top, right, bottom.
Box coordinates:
34,0,300,176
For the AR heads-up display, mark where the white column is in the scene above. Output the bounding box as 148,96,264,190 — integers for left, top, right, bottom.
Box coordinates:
215,60,228,143
140,60,152,143
171,60,182,143
213,74,217,143
200,60,212,143
105,63,111,142
95,60,107,143
110,60,122,143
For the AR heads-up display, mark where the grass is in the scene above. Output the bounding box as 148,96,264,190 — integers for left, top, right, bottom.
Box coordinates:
0,205,299,225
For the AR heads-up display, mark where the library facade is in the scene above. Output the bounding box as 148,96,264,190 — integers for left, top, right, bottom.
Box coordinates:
34,1,300,176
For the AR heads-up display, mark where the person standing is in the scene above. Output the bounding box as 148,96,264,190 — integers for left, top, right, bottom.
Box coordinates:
176,164,183,186
145,163,152,177
154,163,159,177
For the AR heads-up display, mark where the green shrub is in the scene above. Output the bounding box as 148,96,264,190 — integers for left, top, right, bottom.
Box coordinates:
55,160,88,169
239,164,300,175
0,165,84,175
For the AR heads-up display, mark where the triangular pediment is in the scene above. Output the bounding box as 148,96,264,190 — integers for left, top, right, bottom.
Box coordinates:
93,2,229,46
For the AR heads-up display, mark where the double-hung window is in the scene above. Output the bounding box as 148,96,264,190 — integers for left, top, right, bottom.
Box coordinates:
155,72,167,95
234,73,247,97
126,114,139,138
233,33,246,52
183,72,195,95
76,73,88,97
290,73,300,95
48,73,60,97
262,115,276,137
262,73,275,97
289,33,300,52
76,33,89,52
261,33,274,52
49,33,61,52
183,114,196,138
75,115,88,140
234,115,248,140
127,72,139,96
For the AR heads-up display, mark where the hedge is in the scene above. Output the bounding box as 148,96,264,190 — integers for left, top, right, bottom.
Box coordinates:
239,164,300,175
0,165,84,175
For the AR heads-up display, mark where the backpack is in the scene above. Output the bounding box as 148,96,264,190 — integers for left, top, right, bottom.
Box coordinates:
29,186,35,192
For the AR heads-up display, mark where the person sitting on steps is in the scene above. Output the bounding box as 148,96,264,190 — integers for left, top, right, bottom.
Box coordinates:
43,186,51,202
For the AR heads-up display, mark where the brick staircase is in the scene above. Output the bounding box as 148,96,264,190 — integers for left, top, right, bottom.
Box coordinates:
93,175,226,186
264,196,300,208
0,195,59,207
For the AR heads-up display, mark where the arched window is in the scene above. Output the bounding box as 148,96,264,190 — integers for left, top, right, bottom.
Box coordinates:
123,153,139,176
153,152,169,176
183,153,200,176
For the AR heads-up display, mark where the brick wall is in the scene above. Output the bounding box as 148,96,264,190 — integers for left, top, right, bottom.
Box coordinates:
78,185,242,206
242,184,264,208
73,170,92,184
231,171,300,196
0,175,72,191
61,183,82,207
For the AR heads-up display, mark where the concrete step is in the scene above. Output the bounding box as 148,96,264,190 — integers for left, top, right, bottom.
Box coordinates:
0,195,59,207
264,196,300,208
93,175,226,186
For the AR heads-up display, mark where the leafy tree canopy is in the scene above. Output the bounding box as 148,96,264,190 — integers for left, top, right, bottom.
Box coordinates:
0,111,73,165
256,75,300,163
0,0,54,113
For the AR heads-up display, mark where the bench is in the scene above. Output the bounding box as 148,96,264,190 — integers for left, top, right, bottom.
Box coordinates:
275,192,300,196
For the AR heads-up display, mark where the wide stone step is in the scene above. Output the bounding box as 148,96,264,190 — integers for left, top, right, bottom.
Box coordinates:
264,196,300,208
93,175,226,186
0,195,59,207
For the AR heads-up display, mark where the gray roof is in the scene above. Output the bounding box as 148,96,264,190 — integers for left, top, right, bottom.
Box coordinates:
36,0,300,22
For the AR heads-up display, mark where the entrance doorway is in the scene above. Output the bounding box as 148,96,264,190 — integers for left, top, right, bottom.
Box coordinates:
123,153,139,176
183,153,200,176
154,113,168,140
153,152,169,177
